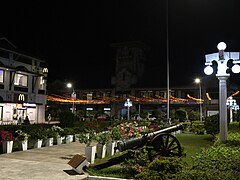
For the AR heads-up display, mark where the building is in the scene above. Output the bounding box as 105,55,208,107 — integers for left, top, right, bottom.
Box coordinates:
48,41,240,120
0,38,48,124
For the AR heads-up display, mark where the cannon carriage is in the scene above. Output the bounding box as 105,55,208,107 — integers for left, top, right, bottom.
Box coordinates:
91,123,184,170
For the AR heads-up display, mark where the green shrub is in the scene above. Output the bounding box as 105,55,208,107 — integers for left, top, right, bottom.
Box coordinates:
188,110,200,121
95,131,111,145
175,108,188,122
182,122,191,132
175,131,240,179
58,110,76,127
109,126,121,141
228,122,240,132
77,129,96,146
190,121,205,135
135,157,185,180
28,126,47,140
204,114,219,137
175,145,240,179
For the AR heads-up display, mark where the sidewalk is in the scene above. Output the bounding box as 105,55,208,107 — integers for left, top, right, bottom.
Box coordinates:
0,142,88,180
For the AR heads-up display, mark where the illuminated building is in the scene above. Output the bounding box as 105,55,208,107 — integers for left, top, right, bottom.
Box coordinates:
0,38,48,124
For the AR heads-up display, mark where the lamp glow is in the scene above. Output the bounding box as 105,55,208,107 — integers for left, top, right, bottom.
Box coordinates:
217,42,227,51
232,64,240,73
204,66,213,75
195,78,200,84
67,83,72,88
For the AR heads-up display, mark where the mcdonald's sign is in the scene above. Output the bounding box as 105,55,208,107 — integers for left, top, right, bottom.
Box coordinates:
43,68,48,74
18,94,25,101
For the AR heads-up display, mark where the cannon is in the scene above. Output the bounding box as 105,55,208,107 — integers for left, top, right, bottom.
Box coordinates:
117,123,183,160
90,123,183,170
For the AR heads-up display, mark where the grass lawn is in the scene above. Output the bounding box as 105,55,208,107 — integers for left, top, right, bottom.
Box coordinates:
176,133,214,164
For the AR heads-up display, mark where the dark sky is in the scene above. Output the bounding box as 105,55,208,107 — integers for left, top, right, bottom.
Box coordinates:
1,0,240,89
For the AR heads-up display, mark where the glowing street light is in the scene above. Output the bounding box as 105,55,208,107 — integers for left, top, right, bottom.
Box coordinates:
67,83,76,113
195,78,203,121
204,42,240,142
124,98,132,120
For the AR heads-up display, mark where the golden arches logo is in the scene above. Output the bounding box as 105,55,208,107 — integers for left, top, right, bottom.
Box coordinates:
43,68,48,73
18,94,25,101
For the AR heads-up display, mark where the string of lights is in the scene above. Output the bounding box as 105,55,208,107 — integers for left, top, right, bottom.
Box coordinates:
48,90,240,105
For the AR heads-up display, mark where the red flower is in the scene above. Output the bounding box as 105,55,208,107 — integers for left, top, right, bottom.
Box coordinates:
0,130,15,143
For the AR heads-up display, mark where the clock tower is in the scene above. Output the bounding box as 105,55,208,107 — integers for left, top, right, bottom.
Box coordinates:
111,41,147,92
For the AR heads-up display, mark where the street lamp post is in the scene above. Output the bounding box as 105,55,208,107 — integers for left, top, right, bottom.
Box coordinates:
124,99,132,120
204,42,240,142
67,83,76,114
226,96,239,123
195,78,202,121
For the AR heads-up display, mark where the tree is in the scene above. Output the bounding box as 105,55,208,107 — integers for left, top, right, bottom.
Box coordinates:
204,114,219,137
141,110,149,119
175,108,188,122
58,110,76,127
188,110,199,121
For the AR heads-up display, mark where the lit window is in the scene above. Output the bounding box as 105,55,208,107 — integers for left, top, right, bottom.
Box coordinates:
39,76,45,89
14,73,28,86
0,69,4,83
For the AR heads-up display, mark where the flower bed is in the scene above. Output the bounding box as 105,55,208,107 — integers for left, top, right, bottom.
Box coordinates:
117,121,150,140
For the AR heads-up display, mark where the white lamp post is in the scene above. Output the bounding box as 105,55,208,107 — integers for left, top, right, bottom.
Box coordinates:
124,99,132,120
195,78,202,121
226,96,238,123
204,42,240,142
67,83,76,114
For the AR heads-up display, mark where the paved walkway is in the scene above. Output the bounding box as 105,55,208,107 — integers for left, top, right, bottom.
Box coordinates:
0,142,89,180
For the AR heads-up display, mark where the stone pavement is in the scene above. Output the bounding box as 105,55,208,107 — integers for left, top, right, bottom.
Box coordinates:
0,142,89,180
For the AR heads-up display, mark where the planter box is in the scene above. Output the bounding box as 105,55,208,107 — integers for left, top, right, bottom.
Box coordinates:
45,137,54,146
106,142,116,156
33,139,43,148
74,134,80,142
96,143,107,159
66,135,74,143
85,145,96,164
57,136,64,145
18,140,28,151
2,140,13,153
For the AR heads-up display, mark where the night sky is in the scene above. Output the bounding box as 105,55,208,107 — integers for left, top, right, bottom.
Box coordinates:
1,0,240,89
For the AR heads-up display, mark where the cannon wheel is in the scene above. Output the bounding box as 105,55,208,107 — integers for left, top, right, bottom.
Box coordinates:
147,133,182,161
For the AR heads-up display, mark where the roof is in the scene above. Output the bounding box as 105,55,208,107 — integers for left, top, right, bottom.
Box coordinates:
0,37,46,62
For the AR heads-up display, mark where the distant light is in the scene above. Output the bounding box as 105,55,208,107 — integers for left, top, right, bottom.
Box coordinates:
67,83,72,88
104,108,111,111
232,64,240,73
204,66,213,75
124,99,132,107
217,42,227,51
195,78,201,84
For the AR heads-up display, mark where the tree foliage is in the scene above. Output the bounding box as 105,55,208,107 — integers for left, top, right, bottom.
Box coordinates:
204,114,219,137
175,108,188,122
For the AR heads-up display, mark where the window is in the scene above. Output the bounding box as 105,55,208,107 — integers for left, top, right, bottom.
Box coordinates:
39,76,45,89
0,69,4,83
14,73,28,87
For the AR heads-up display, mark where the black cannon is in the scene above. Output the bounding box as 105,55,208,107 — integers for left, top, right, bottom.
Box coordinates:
91,123,183,170
117,123,183,159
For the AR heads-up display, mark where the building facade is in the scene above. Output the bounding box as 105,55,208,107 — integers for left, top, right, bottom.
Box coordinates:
0,38,48,124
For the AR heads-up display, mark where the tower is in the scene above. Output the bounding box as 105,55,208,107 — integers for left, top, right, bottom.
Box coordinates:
111,41,147,92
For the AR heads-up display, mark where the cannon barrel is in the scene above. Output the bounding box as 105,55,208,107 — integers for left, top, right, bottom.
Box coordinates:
117,123,183,152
